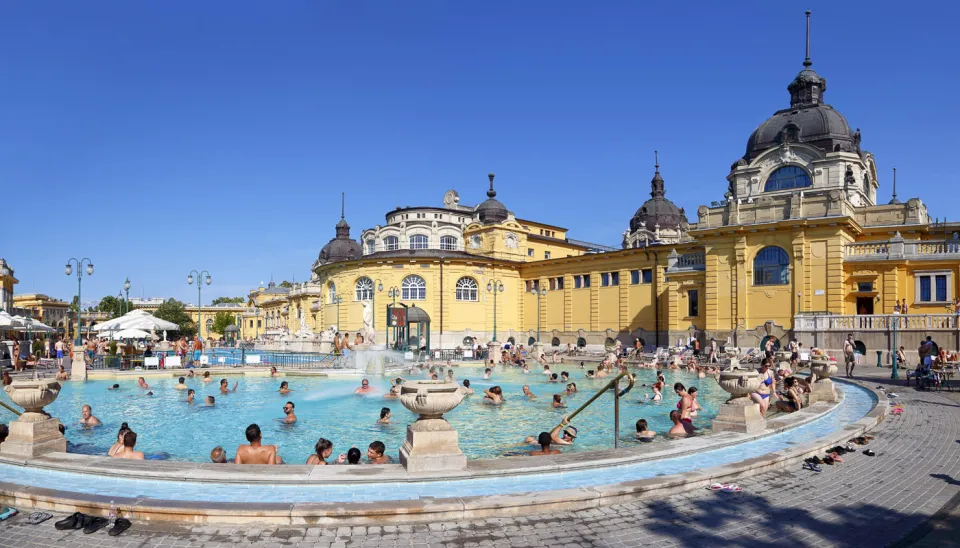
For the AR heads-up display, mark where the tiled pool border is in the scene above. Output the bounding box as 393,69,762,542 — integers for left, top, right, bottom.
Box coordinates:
0,379,887,525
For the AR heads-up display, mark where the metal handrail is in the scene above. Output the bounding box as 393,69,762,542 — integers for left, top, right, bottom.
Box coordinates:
555,369,635,448
0,399,21,416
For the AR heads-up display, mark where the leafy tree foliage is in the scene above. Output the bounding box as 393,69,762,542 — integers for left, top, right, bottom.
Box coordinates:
154,298,196,337
211,296,245,305
210,311,238,335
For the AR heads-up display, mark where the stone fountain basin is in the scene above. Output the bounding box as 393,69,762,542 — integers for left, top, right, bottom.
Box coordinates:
4,379,62,415
399,380,464,419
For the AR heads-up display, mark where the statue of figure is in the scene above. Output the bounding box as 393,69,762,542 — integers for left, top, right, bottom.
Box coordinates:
361,301,375,344
295,313,314,339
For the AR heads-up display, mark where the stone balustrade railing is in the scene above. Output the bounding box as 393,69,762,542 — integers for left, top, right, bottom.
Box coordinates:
794,313,959,332
845,237,960,262
666,250,706,272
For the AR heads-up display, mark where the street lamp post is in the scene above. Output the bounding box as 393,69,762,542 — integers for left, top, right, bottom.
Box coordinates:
487,279,505,342
255,307,260,340
530,285,547,342
891,316,900,379
123,277,131,314
386,286,399,349
187,270,212,339
331,293,343,331
65,258,94,346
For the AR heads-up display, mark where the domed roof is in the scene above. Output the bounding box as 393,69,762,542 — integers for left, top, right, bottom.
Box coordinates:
629,156,687,234
743,12,858,161
317,195,362,266
476,173,509,224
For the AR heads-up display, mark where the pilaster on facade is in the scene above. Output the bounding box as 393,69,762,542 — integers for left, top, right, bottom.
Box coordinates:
881,267,899,314
826,238,846,314
618,269,630,332
733,237,748,327
589,277,599,332
703,248,720,330
792,230,806,317
563,274,573,331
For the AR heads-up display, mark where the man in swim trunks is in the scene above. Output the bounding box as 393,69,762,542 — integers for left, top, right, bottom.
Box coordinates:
220,378,238,394
279,381,292,395
205,395,215,406
137,377,149,389
55,337,65,367
234,424,280,464
79,404,101,427
522,385,536,399
192,336,203,366
185,389,195,403
367,441,389,464
210,446,229,463
529,432,562,456
174,377,188,390
673,382,697,434
843,334,856,378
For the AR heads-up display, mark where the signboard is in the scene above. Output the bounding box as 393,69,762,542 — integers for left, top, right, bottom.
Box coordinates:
388,308,407,328
463,350,474,358
814,289,825,296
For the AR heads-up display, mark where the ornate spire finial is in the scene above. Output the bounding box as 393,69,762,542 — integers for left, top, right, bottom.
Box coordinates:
650,150,665,199
888,166,902,205
341,192,345,220
487,172,497,198
803,10,812,68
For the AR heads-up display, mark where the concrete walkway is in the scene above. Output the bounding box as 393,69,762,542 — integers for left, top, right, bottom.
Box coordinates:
1,368,957,547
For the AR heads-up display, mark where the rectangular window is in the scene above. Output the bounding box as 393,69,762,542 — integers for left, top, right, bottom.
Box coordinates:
257,320,262,328
642,269,653,284
631,270,640,284
688,290,699,317
574,275,582,289
583,274,591,288
528,248,534,257
936,275,948,302
556,277,564,290
544,251,551,259
611,272,619,286
857,282,873,292
249,320,253,328
601,273,610,286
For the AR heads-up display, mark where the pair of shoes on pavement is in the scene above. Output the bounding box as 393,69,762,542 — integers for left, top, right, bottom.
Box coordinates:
54,512,131,536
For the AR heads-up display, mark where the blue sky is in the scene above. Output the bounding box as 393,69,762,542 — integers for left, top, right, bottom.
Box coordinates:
1,1,955,306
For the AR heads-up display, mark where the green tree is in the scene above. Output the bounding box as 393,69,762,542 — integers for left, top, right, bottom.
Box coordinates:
154,298,196,338
95,295,135,319
210,311,237,336
278,280,293,288
211,296,245,305
69,295,80,313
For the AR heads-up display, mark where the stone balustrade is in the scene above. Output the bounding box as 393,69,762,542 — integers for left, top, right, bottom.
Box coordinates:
845,236,960,262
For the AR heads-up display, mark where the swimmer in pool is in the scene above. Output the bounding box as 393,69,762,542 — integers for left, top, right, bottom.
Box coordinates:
107,384,120,391
220,379,238,394
111,431,145,460
367,441,389,464
377,407,391,424
668,410,688,438
205,395,215,406
552,394,566,409
279,401,297,424
635,419,656,441
522,385,536,399
459,379,474,395
484,368,493,379
279,381,292,395
79,404,101,427
185,389,195,403
483,386,504,404
202,371,213,383
525,421,577,446
354,378,374,394
137,377,149,389
385,378,402,398
174,377,188,390
529,431,562,456
234,423,280,465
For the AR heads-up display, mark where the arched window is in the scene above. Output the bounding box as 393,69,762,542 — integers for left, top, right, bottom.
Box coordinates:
604,337,616,348
409,234,429,250
401,275,426,300
455,277,478,301
753,246,790,285
528,337,536,346
764,166,811,192
551,337,561,347
507,337,516,345
440,235,458,250
366,240,375,254
205,319,214,333
355,277,374,301
328,282,337,303
384,236,399,251
576,337,587,348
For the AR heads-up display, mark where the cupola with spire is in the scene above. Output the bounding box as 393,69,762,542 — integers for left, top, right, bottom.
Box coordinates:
475,172,509,224
317,193,362,265
628,151,687,235
744,11,857,162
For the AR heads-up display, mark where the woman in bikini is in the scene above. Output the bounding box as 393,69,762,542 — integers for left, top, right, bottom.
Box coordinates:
651,374,665,402
107,423,131,457
750,360,775,417
673,383,696,434
775,377,803,413
306,438,333,465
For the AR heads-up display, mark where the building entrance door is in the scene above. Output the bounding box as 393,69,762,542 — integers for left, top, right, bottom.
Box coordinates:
856,297,874,315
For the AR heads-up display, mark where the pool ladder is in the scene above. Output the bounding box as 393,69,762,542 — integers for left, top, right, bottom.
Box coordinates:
555,370,635,448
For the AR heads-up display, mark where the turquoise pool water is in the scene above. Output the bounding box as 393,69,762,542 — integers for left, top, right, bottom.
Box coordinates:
22,365,726,463
0,382,875,503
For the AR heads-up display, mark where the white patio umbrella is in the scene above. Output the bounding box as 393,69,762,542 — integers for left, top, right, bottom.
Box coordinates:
95,310,179,333
0,311,26,329
112,328,156,340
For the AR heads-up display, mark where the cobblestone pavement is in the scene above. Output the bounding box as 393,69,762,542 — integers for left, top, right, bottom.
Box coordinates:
1,371,958,547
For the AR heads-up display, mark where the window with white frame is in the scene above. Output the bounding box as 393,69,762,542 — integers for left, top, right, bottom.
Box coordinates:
409,234,429,249
402,275,426,300
440,235,458,250
384,236,399,251
455,277,478,301
915,271,952,304
355,277,374,301
365,239,375,254
327,282,337,303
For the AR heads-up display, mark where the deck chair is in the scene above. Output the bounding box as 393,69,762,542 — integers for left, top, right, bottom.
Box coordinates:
199,355,210,367
144,356,160,370
165,355,183,369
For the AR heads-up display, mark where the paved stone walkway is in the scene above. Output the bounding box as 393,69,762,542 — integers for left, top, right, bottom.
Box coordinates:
1,370,958,547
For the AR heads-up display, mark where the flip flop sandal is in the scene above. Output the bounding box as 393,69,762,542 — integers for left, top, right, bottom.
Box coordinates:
803,462,822,472
55,512,86,530
0,507,18,521
876,386,885,390
83,516,110,534
722,484,743,493
844,444,857,452
887,393,899,398
830,453,844,463
863,449,876,457
108,518,132,537
707,483,724,491
25,512,52,525
891,409,904,415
